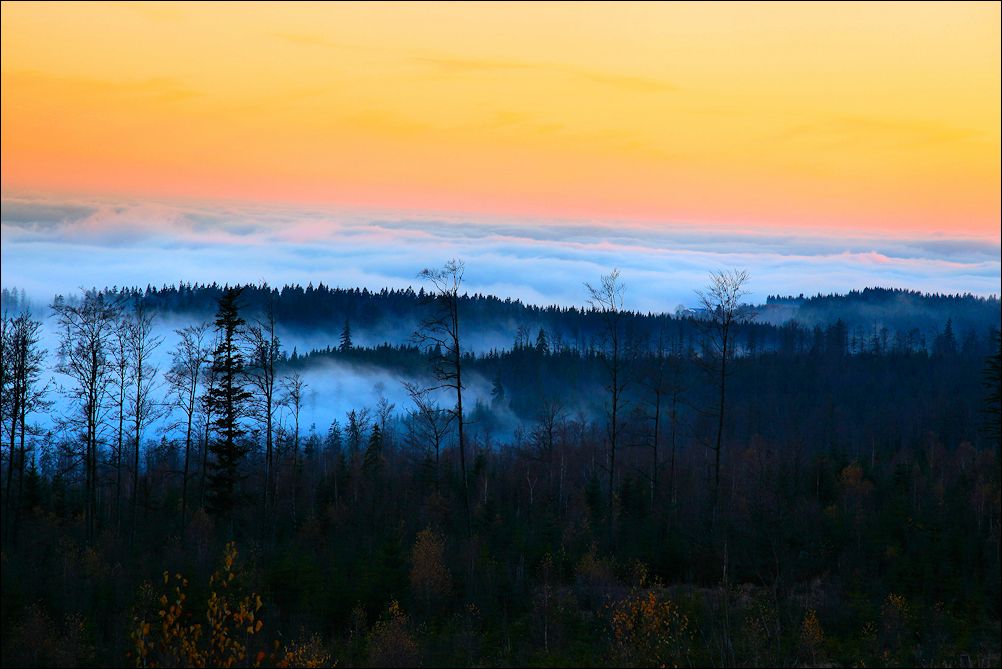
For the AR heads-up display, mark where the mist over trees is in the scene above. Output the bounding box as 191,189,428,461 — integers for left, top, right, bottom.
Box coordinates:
165,320,211,530
7,283,994,358
1,268,1000,668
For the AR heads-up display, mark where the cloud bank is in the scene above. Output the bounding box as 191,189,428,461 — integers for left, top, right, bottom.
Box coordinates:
2,194,999,312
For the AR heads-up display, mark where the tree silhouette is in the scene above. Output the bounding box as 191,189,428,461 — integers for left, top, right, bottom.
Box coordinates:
166,321,211,529
586,268,627,535
696,269,751,507
245,295,281,514
204,288,253,519
340,319,353,352
52,290,121,541
124,297,164,544
1,311,48,546
416,258,471,532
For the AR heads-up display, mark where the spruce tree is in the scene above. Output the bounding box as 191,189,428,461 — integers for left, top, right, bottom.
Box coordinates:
363,424,383,480
535,328,550,355
205,288,253,518
339,319,353,352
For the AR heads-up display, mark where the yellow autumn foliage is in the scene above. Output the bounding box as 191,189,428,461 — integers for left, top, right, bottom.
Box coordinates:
609,589,692,668
367,600,420,668
800,608,826,665
409,528,451,607
129,542,333,668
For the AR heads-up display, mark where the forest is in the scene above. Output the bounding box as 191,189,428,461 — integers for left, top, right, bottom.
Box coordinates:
1,264,1000,668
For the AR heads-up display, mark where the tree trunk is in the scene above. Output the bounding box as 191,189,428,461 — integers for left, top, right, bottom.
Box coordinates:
13,399,28,543
652,388,660,514
3,389,18,545
455,308,470,534
180,392,194,529
714,325,728,508
116,382,125,530
131,355,143,546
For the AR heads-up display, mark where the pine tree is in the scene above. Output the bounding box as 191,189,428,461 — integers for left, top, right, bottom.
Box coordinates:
339,319,353,352
205,288,253,518
490,372,506,408
325,419,343,455
935,318,958,356
363,424,383,480
535,328,550,355
983,328,1001,443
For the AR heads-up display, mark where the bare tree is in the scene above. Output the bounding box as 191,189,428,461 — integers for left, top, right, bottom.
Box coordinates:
695,269,751,505
585,268,627,528
2,311,48,546
666,341,687,510
345,407,372,506
0,313,9,513
528,400,565,503
1,312,15,545
345,407,373,456
280,372,306,522
111,317,132,529
640,328,669,514
245,295,281,514
375,393,395,450
53,290,121,541
415,258,471,532
124,298,164,543
198,338,221,510
166,321,211,529
403,381,453,488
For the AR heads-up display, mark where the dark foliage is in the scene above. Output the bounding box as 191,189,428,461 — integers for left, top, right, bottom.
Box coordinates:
204,288,254,518
0,281,999,668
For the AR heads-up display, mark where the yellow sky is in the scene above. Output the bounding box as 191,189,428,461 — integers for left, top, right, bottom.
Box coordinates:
2,1,999,236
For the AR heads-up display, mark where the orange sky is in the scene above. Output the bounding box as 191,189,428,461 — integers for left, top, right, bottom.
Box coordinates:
2,1,999,237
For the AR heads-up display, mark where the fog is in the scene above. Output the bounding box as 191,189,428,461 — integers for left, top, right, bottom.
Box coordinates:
4,194,999,316
18,309,506,453
5,192,999,455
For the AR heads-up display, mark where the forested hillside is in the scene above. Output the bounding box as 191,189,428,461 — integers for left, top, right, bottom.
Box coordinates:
3,282,997,355
1,270,999,667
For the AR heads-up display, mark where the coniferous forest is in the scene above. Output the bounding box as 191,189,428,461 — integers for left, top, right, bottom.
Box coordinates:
5,2,1001,667
1,267,1000,668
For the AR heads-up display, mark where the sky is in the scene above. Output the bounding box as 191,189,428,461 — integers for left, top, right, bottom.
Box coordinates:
1,1,1000,307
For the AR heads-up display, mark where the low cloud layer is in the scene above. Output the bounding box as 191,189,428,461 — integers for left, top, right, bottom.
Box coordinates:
2,194,999,312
